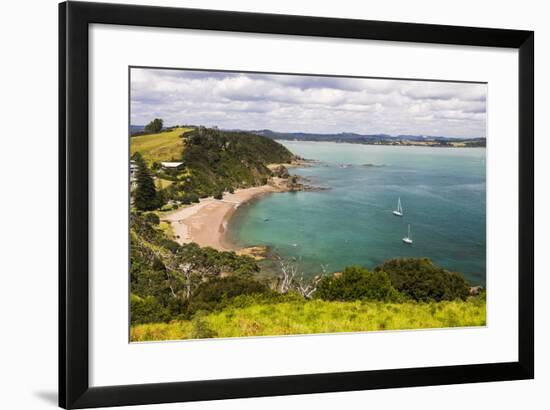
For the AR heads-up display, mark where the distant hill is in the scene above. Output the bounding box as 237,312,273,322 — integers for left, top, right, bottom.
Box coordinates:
130,125,145,134
250,129,486,147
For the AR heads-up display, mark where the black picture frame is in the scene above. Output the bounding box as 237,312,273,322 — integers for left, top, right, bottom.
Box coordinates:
59,1,534,408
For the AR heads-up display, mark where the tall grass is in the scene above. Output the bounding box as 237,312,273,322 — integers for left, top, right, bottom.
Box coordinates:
130,298,485,342
130,127,193,164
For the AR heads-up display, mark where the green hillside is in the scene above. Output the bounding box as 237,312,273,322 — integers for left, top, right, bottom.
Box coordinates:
131,127,295,208
180,127,295,197
130,127,193,164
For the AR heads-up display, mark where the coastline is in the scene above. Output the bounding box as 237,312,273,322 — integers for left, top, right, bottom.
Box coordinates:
162,177,289,251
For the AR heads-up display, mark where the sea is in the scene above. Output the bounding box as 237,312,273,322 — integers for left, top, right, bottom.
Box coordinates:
226,141,486,285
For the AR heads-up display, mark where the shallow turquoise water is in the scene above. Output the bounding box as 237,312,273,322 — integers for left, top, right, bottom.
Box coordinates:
227,141,486,285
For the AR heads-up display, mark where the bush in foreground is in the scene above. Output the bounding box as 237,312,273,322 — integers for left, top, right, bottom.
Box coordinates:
130,293,170,325
375,258,470,302
187,276,273,315
315,266,401,302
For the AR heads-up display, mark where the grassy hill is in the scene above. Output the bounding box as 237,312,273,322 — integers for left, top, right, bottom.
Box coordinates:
130,127,193,164
130,127,295,203
131,297,486,341
161,127,295,199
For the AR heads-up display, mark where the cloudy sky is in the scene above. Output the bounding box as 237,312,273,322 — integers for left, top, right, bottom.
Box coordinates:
131,68,487,138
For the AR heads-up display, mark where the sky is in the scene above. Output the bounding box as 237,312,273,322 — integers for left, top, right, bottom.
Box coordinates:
130,68,487,138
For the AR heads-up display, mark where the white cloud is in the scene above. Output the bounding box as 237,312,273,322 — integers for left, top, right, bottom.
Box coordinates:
130,68,487,138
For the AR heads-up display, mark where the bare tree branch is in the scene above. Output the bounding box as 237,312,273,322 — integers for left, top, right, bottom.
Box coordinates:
277,259,325,298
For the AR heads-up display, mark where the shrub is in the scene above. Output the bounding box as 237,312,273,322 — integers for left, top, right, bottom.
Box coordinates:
214,192,223,200
228,291,304,309
315,266,401,302
190,312,218,339
180,196,192,205
130,293,170,325
145,212,160,225
159,238,180,253
374,258,470,302
188,276,272,315
133,154,162,211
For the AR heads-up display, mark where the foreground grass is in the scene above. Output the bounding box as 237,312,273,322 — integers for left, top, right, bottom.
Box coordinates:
131,298,486,341
130,127,192,164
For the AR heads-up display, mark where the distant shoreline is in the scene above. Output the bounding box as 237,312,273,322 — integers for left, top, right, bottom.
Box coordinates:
278,139,486,148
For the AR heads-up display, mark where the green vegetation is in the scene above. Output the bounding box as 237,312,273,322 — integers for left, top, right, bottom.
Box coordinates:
130,123,294,209
144,118,164,134
131,297,486,341
315,266,402,302
186,276,273,317
170,127,294,199
130,127,192,164
375,258,470,301
133,153,162,211
158,221,174,240
130,212,262,324
156,178,173,189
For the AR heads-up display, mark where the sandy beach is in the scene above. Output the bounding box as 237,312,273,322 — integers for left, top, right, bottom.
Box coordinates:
162,178,287,251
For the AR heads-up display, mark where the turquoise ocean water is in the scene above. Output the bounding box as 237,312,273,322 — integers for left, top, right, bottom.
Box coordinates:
226,141,486,285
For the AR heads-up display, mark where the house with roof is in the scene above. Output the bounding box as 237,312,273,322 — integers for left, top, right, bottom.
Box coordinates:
160,161,185,170
130,160,139,182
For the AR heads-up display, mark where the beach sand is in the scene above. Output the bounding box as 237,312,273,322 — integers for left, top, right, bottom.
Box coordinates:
162,179,287,251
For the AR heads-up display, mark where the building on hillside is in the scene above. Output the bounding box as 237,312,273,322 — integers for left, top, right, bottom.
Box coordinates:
160,161,185,170
130,160,139,182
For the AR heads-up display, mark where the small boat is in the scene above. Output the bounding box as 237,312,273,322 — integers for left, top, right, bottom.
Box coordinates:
393,197,404,217
402,224,413,244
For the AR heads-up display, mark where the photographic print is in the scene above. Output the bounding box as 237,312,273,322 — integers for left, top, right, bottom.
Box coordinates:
129,67,487,342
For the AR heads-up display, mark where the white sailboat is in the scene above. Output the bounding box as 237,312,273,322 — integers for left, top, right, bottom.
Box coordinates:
402,224,413,244
393,197,403,217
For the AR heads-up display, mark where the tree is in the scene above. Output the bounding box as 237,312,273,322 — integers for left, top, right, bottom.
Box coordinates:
315,266,400,302
374,258,470,301
144,118,163,133
276,258,322,298
277,258,298,294
133,153,159,211
188,276,271,314
130,294,170,324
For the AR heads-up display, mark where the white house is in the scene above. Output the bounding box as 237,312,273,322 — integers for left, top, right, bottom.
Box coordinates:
130,160,139,182
160,161,184,170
